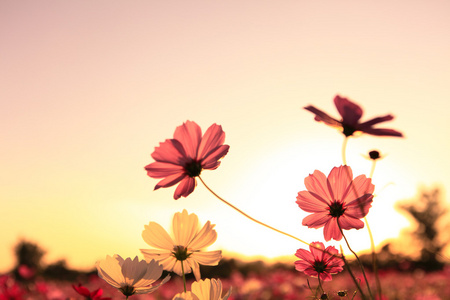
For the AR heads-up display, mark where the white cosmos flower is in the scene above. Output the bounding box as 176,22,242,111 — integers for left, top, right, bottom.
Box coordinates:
172,278,231,300
96,255,170,297
140,209,222,280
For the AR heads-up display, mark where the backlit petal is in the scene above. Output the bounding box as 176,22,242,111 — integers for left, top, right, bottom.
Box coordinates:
327,165,353,201
142,222,174,250
304,105,341,127
173,210,199,246
174,177,196,199
334,95,363,126
323,218,342,241
302,212,331,228
190,250,222,265
304,170,333,205
189,221,217,249
174,121,202,159
151,139,187,164
296,191,329,212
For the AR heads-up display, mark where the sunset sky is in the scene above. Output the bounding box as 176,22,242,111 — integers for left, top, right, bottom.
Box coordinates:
1,1,450,272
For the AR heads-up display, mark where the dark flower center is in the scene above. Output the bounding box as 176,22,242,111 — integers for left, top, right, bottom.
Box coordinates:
329,201,346,218
314,261,327,274
119,285,136,297
342,124,356,137
185,160,202,177
172,245,191,261
369,150,380,160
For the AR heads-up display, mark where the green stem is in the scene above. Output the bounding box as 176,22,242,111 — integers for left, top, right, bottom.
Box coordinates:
340,226,374,300
181,260,187,293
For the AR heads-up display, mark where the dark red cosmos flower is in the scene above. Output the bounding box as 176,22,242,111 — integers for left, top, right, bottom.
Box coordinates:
72,284,111,300
304,95,403,137
145,121,230,200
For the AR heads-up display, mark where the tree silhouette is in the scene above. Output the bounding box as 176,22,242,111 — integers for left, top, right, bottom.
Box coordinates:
397,188,449,270
12,239,46,280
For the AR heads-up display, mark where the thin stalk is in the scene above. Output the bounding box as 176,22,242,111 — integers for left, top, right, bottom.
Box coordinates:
181,260,187,293
317,276,324,296
342,137,348,165
198,176,310,247
367,160,382,299
339,245,366,300
340,226,374,300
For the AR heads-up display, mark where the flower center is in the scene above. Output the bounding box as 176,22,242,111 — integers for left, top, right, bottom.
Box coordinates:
313,261,326,274
119,285,136,297
172,245,191,261
329,201,346,218
342,124,356,137
185,160,202,177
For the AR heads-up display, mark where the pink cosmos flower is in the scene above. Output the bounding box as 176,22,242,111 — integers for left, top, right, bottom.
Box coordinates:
304,95,403,137
145,121,230,200
72,284,111,300
294,242,344,281
296,165,374,241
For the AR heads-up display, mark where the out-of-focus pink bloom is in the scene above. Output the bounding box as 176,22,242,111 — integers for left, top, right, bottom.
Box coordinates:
17,265,35,280
294,242,344,281
0,275,26,300
304,95,403,137
145,120,230,200
296,165,374,241
72,283,111,300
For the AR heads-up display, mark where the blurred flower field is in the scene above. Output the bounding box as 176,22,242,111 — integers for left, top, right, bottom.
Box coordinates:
2,263,449,299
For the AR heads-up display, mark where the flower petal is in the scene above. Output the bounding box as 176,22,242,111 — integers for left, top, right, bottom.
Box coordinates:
294,248,314,263
345,194,373,218
327,165,353,202
151,139,187,164
339,215,364,230
197,124,226,160
323,218,342,241
201,145,230,170
296,191,330,213
174,121,202,159
189,221,217,249
142,222,175,250
190,250,222,266
302,212,331,228
343,174,374,203
174,177,196,199
173,210,199,246
359,127,403,137
334,95,363,126
304,105,341,127
304,170,334,205
145,162,185,179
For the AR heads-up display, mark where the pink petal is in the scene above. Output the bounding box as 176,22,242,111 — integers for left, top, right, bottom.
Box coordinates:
173,177,196,199
343,174,374,202
304,170,333,205
173,121,202,159
151,139,187,164
309,242,326,261
345,194,373,218
302,213,331,228
154,173,187,190
294,261,315,274
334,95,363,126
304,106,341,127
319,272,333,281
294,248,314,263
145,162,185,178
201,145,230,170
197,124,226,159
327,165,353,201
338,215,364,230
296,191,329,213
323,218,342,241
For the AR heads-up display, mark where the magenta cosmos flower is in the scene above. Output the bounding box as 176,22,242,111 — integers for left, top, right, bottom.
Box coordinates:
296,165,374,241
304,95,403,137
145,121,230,200
294,242,344,281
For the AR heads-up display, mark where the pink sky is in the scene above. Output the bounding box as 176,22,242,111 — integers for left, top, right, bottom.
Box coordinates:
1,1,450,272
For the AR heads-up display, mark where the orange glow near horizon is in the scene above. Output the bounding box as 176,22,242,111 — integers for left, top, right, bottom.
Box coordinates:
1,1,450,273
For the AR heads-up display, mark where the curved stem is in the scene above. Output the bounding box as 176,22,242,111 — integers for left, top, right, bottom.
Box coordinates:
342,137,348,165
198,176,311,247
339,248,366,300
339,226,374,300
181,260,187,293
317,276,324,296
